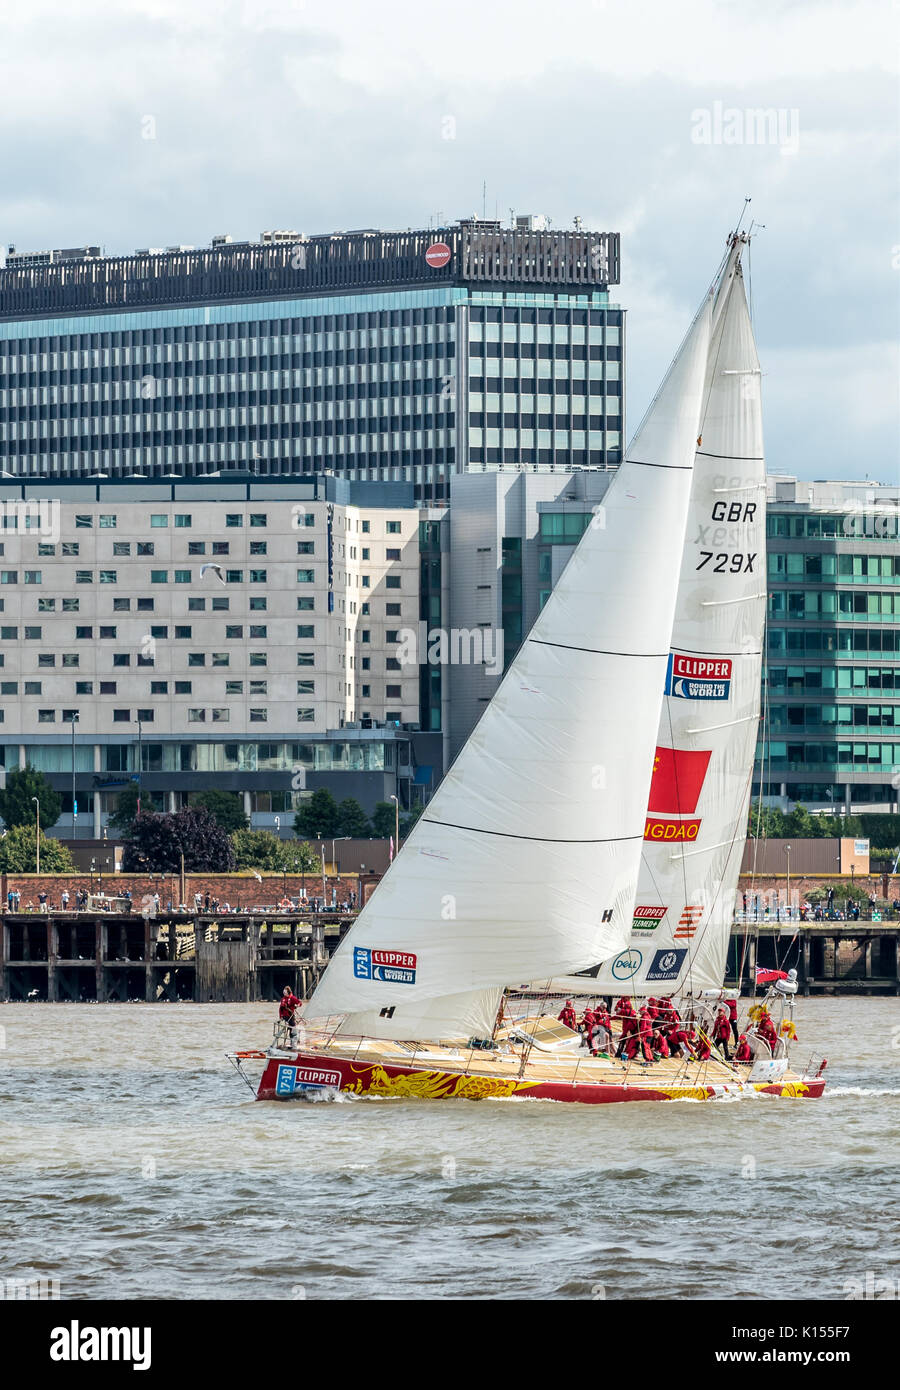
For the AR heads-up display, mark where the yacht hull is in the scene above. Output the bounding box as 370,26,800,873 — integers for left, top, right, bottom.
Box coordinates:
241,1047,826,1104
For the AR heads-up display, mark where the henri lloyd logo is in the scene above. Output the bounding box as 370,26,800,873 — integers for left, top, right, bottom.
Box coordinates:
665,653,732,702
353,947,417,985
50,1322,151,1371
646,948,688,983
275,1064,342,1096
632,905,666,934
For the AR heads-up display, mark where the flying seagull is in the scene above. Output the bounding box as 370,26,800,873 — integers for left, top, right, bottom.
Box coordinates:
199,563,226,586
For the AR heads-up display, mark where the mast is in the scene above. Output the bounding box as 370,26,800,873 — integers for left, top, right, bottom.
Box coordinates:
302,291,713,1043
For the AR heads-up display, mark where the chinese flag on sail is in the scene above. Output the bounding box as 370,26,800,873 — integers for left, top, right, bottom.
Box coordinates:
646,747,712,815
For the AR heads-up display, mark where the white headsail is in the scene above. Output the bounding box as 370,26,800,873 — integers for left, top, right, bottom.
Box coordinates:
303,293,713,1042
594,235,766,998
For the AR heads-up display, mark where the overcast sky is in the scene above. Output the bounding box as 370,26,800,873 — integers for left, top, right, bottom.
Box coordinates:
1,0,897,482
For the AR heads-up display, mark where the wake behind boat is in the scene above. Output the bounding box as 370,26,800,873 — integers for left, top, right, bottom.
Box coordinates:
229,231,829,1106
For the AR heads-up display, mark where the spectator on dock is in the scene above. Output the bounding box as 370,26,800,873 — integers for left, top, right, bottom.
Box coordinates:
38,890,48,914
6,890,12,911
61,889,70,911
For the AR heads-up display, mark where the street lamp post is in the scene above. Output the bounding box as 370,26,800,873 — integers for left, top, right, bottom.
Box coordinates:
784,844,791,923
31,797,40,875
136,717,143,816
390,794,399,858
69,711,78,841
319,843,327,910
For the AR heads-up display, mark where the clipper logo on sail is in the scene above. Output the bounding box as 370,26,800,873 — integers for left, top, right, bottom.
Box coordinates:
643,746,710,842
632,905,666,934
665,653,732,701
353,948,417,984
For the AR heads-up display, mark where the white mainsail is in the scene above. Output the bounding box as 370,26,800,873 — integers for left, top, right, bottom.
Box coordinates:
594,234,766,998
302,294,712,1042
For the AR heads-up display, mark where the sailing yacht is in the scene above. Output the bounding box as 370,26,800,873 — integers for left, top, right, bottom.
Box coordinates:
231,234,827,1104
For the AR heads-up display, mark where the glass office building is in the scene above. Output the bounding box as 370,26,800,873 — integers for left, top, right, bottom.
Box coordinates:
0,220,622,503
757,477,900,813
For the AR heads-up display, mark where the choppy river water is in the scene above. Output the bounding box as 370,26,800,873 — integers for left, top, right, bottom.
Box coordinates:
0,997,897,1300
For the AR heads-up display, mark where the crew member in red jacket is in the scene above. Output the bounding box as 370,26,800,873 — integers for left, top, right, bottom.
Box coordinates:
652,1027,671,1060
636,1007,655,1063
558,999,578,1031
667,1021,695,1058
756,1009,780,1055
734,1033,753,1062
694,1029,712,1061
279,986,303,1047
712,1007,733,1060
614,998,638,1056
727,996,739,1045
593,1002,613,1052
580,1007,596,1052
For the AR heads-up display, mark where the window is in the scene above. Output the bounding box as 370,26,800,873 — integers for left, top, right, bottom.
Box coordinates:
24,681,41,695
297,569,314,583
188,709,206,722
386,603,401,616
38,709,55,723
100,681,117,695
361,547,369,560
38,544,55,557
188,653,206,667
113,709,131,722
75,515,92,528
250,541,267,555
297,680,315,695
386,658,401,671
297,541,314,555
211,653,229,666
226,625,243,639
76,570,93,583
361,575,370,588
76,626,93,640
361,520,370,533
1,681,17,694
75,681,92,695
249,680,267,696
99,570,117,584
62,654,79,668
150,514,168,528
188,542,206,556
114,598,132,612
249,625,267,639
0,626,16,639
225,514,243,528
62,542,79,556
174,626,191,639
99,515,116,529
386,521,401,534
151,681,168,694
137,542,154,556
174,570,190,584
297,597,314,611
386,548,401,561
38,654,55,668
385,711,401,722
361,684,371,697
361,629,371,643
249,597,266,611
226,570,243,584
212,597,229,611
249,652,267,667
38,598,56,612
386,684,402,698
99,626,116,639
386,630,400,642
174,681,192,694
249,514,267,527
211,708,230,722
174,515,192,528
24,626,41,640
297,624,314,639
113,654,130,667
225,681,243,695
0,572,18,584
23,571,41,584
297,652,314,666
113,543,131,556
150,625,168,639
297,708,315,721
188,598,206,612
212,542,229,555
249,707,268,721
151,570,167,583
361,657,370,670
249,569,267,583
136,709,154,722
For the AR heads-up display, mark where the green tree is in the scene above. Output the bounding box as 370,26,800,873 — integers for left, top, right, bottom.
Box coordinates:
282,840,321,872
371,801,397,839
336,797,371,838
108,781,141,833
293,788,340,839
401,800,424,836
192,790,249,833
0,765,62,831
122,807,235,873
0,825,75,873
